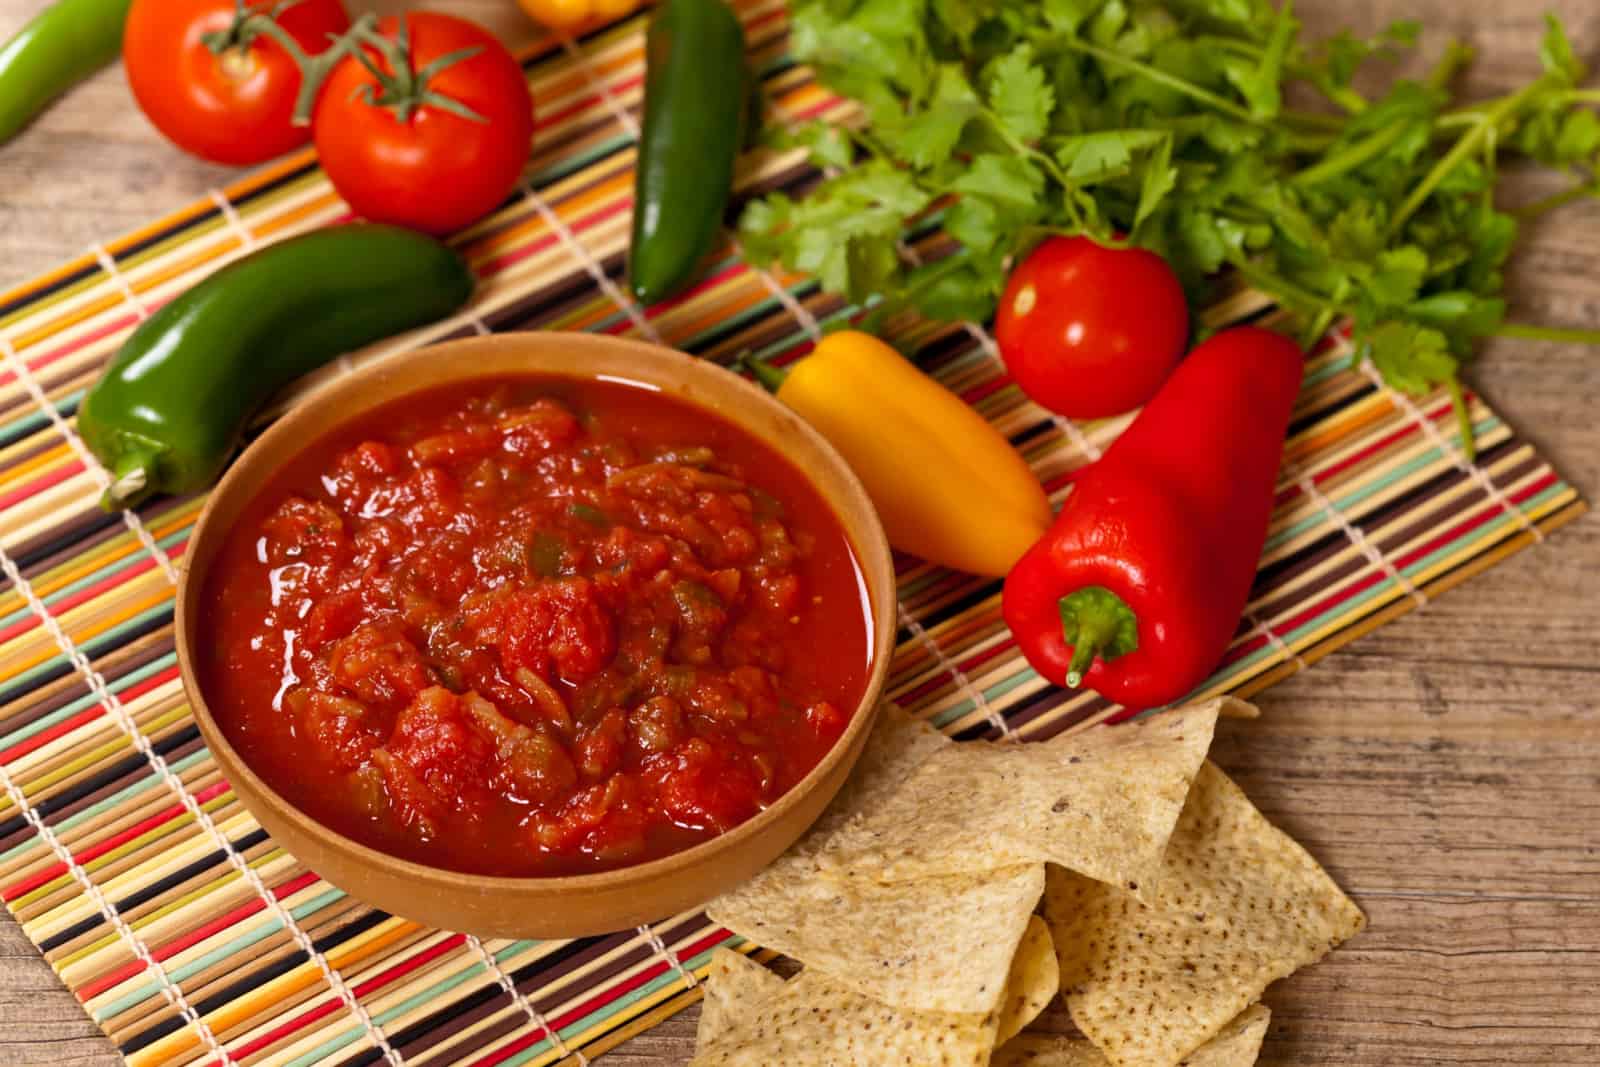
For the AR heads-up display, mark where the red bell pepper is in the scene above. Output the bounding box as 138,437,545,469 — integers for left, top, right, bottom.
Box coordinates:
1002,325,1304,712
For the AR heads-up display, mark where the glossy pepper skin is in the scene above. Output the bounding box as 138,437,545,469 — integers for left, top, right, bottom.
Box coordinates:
1002,326,1304,712
760,330,1051,577
628,0,746,304
78,225,474,511
0,0,132,144
516,0,642,33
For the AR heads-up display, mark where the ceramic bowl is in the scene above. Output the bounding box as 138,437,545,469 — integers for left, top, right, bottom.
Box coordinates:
176,333,895,937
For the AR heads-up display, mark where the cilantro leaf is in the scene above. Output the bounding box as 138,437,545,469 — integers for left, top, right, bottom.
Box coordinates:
950,154,1046,206
770,122,856,170
1539,14,1585,86
1220,0,1296,120
1361,321,1459,396
1055,129,1165,182
988,48,1055,143
1134,133,1177,230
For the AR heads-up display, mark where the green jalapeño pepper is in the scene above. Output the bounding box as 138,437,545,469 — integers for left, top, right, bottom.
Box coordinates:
0,0,133,145
78,224,475,511
627,0,747,304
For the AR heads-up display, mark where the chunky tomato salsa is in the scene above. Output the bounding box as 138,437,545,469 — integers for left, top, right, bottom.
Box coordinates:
200,376,873,876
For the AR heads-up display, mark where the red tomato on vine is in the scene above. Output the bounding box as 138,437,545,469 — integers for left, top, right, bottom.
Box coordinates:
124,0,350,165
313,13,535,235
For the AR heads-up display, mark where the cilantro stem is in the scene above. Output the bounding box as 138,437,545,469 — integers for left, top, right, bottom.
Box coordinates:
1291,120,1410,186
1058,38,1256,123
1513,181,1599,220
1228,254,1346,316
1390,79,1544,234
1281,109,1346,130
1446,376,1476,463
1426,40,1474,91
977,106,1083,228
1495,321,1600,345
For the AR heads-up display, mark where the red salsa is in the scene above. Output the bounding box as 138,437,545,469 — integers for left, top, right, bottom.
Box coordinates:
201,376,873,876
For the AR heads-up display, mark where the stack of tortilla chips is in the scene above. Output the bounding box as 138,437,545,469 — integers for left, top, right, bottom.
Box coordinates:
691,698,1364,1066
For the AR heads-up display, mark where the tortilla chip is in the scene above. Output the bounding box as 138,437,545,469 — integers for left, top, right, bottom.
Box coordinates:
1182,1003,1271,1066
708,705,1040,1016
689,965,999,1066
1046,762,1363,1066
746,702,949,878
989,1004,1270,1067
816,700,1222,895
991,1034,1110,1067
997,915,1059,1044
695,948,784,1048
709,862,1045,1015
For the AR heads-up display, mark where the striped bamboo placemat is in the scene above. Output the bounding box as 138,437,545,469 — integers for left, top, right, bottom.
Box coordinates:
0,2,1585,1064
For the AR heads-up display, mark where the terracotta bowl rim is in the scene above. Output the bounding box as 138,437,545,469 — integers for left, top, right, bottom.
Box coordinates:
175,332,895,894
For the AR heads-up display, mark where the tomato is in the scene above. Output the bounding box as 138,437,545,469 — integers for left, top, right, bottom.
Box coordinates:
124,0,350,165
994,236,1190,420
314,14,534,235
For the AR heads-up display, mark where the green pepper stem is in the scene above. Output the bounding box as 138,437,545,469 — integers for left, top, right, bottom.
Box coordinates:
1057,586,1140,689
743,353,789,393
100,447,161,512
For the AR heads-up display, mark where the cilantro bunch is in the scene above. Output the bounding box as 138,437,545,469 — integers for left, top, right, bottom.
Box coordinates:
739,0,1600,455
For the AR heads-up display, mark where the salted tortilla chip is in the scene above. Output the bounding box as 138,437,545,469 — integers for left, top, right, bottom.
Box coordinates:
989,1004,1270,1067
1046,762,1363,1066
816,700,1223,896
997,915,1059,1044
709,862,1044,1015
991,1034,1110,1067
709,705,1042,1016
695,948,784,1048
689,964,999,1066
745,702,948,880
1182,1004,1271,1066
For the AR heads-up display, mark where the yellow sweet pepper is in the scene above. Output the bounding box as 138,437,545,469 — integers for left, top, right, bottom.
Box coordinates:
755,330,1052,577
516,0,642,33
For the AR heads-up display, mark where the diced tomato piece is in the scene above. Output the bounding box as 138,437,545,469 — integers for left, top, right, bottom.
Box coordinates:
495,577,616,685
805,701,850,740
628,696,685,756
302,590,365,649
460,692,579,806
387,686,496,809
289,690,376,772
340,440,399,477
327,621,431,707
574,708,626,781
260,496,346,565
499,398,580,457
530,773,651,862
656,739,760,832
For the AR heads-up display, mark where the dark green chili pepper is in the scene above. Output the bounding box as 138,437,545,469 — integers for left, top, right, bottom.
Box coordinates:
627,0,747,304
0,0,133,145
78,224,475,510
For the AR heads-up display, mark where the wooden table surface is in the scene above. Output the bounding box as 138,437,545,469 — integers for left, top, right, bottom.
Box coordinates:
2,1,1597,1064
